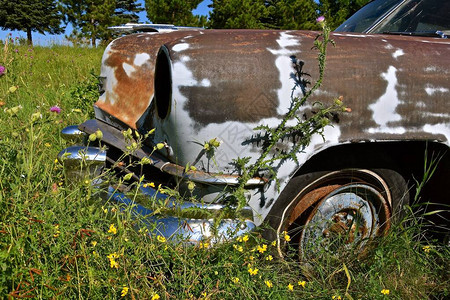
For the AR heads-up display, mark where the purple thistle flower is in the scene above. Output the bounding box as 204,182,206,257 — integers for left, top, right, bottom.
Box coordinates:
50,106,61,114
316,16,325,23
0,65,5,76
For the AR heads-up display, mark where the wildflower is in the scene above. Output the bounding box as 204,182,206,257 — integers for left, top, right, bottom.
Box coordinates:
157,235,166,243
151,294,160,300
108,224,117,234
242,235,249,242
257,244,267,253
50,105,61,114
298,280,306,288
121,286,129,297
316,16,325,23
283,231,291,242
248,267,259,276
265,280,273,288
107,253,119,269
187,181,195,191
249,255,254,261
266,255,273,261
423,245,431,253
0,65,5,76
288,283,294,291
231,277,239,284
45,143,51,147
381,289,390,295
332,296,342,300
271,240,276,246
233,244,243,252
91,241,97,247
199,242,209,249
190,165,197,171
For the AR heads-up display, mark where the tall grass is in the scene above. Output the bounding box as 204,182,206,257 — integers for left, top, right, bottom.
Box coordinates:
0,36,448,299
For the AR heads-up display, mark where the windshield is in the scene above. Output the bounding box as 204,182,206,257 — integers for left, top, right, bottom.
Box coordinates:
335,0,450,34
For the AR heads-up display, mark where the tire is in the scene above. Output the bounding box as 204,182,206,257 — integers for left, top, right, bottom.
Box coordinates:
265,168,409,259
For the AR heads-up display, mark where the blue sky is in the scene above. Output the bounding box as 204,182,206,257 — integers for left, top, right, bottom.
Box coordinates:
0,0,213,46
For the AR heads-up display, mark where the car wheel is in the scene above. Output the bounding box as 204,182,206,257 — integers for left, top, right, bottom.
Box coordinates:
276,169,409,259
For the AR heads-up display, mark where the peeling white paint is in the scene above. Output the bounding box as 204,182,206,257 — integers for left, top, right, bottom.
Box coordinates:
133,53,150,66
425,84,449,95
415,101,427,108
172,43,190,52
268,32,302,115
369,66,402,127
392,49,404,59
200,78,211,87
422,112,450,118
423,123,450,145
424,66,437,72
122,63,135,77
181,56,191,62
367,127,406,134
384,43,394,50
332,33,368,37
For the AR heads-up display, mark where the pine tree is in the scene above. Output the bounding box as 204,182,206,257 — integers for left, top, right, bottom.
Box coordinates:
62,0,143,47
208,0,267,29
145,0,206,27
265,0,319,30
318,0,370,30
0,0,63,45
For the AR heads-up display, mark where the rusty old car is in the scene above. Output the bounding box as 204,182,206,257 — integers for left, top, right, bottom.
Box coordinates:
59,0,450,254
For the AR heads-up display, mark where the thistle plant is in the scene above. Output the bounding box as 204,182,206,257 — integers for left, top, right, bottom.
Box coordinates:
232,18,349,212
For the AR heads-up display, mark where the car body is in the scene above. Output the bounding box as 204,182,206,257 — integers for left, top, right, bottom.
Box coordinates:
59,0,449,248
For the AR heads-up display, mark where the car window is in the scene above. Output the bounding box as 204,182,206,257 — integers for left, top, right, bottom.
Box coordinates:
335,0,450,34
335,0,404,33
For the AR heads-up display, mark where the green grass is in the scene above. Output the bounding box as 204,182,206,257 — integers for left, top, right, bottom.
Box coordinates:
0,37,449,299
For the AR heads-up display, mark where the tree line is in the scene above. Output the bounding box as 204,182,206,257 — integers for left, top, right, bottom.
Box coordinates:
0,0,369,46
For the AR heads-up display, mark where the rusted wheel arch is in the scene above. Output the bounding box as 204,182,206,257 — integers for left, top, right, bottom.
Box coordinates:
272,169,409,258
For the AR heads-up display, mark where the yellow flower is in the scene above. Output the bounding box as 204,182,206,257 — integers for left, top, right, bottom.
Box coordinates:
102,206,108,213
108,224,117,234
298,280,306,288
257,244,267,253
381,289,390,295
423,245,431,253
242,235,249,242
249,255,254,261
157,235,166,243
248,267,259,276
265,280,273,288
121,286,129,297
233,244,243,252
44,142,51,147
151,294,160,300
271,240,276,246
288,283,294,291
199,242,209,249
110,259,119,269
284,233,291,242
266,255,273,261
91,241,97,247
332,296,342,300
231,277,239,284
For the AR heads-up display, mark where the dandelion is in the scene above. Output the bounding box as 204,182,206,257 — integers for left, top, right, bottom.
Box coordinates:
157,235,166,243
108,224,117,234
423,245,431,253
151,294,160,300
265,280,273,288
50,105,61,114
248,267,259,276
298,280,306,288
266,255,273,261
0,65,5,76
381,289,390,295
288,283,294,291
257,244,267,253
231,277,239,284
316,16,325,23
121,286,129,297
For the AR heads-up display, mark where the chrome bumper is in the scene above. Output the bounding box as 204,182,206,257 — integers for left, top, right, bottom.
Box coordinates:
58,124,256,242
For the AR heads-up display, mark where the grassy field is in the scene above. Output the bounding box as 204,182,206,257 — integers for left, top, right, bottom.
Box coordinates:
0,36,449,299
